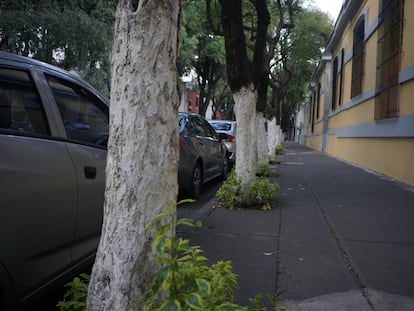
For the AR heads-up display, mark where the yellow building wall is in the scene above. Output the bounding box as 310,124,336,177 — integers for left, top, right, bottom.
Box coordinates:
400,80,414,116
401,0,414,70
327,136,414,186
305,134,321,151
307,0,414,187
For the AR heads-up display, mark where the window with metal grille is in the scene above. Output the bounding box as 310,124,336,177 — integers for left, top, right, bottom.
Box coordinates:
338,48,345,106
375,0,403,119
351,17,365,98
316,83,321,120
332,57,338,110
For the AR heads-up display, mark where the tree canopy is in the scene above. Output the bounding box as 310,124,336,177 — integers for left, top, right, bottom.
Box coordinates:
0,0,115,97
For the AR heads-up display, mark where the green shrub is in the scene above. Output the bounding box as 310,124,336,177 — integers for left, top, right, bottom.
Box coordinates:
256,162,270,177
145,209,287,311
217,170,280,210
216,169,242,209
275,144,284,154
56,273,89,311
243,177,280,210
57,208,288,311
144,208,242,310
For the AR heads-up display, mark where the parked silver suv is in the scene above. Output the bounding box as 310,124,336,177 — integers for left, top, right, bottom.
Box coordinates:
0,51,108,310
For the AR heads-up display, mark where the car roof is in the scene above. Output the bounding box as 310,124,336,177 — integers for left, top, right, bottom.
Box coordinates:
0,51,108,104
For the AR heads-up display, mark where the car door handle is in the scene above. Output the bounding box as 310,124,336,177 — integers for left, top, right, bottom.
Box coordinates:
84,166,97,179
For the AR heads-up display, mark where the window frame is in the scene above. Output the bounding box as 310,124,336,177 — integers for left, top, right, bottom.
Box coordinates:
375,0,403,120
351,16,365,99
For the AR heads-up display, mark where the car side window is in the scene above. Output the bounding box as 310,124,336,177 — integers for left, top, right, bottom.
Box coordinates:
188,117,207,138
200,118,218,140
46,75,109,147
0,67,50,135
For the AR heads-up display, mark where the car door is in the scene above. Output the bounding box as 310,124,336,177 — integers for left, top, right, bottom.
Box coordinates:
0,67,76,297
45,74,108,262
190,116,221,180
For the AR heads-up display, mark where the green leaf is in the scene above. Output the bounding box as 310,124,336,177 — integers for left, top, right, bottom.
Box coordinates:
185,293,204,309
145,212,167,229
176,218,202,227
159,299,181,311
151,266,170,293
196,278,211,296
177,199,196,205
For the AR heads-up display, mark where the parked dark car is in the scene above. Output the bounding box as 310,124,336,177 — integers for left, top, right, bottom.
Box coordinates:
178,112,229,198
0,51,108,310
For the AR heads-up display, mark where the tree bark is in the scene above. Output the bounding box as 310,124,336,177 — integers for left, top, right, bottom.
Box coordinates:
87,0,181,310
234,85,257,186
256,111,268,164
267,117,277,157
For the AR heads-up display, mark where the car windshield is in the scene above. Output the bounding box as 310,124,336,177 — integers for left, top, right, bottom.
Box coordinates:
211,122,231,131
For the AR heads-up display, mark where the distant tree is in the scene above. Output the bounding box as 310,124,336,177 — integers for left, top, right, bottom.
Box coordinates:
178,0,228,117
269,7,333,132
0,0,115,97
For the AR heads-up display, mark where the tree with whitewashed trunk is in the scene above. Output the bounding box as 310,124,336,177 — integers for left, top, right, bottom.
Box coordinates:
87,0,181,310
256,111,269,164
221,0,269,186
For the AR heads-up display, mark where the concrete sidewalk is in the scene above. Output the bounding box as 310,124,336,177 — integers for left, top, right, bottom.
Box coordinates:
178,142,414,310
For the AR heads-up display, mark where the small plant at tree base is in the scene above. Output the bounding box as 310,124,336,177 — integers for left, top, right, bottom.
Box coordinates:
217,170,280,210
57,206,288,311
216,169,242,209
144,207,241,310
275,144,284,154
243,177,280,210
145,208,287,311
56,273,90,311
256,162,270,177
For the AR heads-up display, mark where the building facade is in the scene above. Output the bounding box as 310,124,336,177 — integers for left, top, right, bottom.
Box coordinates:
304,0,414,186
179,81,200,114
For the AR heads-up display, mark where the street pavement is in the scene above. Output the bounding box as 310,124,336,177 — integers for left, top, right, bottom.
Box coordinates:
177,141,414,310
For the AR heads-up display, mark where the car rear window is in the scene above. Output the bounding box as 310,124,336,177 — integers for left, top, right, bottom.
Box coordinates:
211,122,231,131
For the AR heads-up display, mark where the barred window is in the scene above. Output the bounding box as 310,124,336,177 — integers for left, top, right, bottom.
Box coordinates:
332,57,338,110
351,17,365,98
338,48,345,106
375,0,403,119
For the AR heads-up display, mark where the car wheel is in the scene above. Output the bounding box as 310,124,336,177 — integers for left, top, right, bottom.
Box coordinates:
221,156,229,180
190,163,202,198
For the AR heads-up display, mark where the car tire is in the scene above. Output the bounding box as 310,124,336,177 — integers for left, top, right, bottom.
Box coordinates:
190,163,202,199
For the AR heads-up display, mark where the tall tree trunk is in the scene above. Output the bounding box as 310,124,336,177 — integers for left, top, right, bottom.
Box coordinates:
234,85,257,186
256,111,268,164
221,0,268,186
87,0,181,310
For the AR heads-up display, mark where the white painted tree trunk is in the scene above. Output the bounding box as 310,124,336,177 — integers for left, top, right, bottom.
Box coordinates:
87,1,181,310
233,85,257,186
267,117,277,157
256,111,268,164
